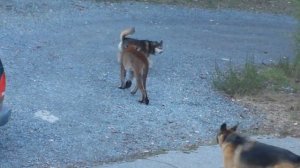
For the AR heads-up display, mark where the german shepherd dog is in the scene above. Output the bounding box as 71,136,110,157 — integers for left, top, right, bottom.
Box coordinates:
118,43,149,105
118,27,163,64
217,123,300,168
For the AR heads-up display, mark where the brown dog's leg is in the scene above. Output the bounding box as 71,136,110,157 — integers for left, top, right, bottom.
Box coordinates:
136,74,149,105
126,70,133,89
142,67,149,104
142,67,148,91
119,64,127,89
130,85,138,95
119,57,132,89
130,71,138,94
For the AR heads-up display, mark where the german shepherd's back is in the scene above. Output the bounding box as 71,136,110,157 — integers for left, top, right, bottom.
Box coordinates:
217,123,300,168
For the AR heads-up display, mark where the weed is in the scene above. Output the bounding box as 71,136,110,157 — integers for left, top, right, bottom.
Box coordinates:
213,58,265,96
260,66,290,91
213,55,300,96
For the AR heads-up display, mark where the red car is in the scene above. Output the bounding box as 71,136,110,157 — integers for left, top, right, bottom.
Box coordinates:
0,59,11,126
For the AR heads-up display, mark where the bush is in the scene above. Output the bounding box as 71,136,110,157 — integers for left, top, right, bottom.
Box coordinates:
213,58,265,96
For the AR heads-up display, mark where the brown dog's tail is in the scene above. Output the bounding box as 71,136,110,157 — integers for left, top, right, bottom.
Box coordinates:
120,27,135,41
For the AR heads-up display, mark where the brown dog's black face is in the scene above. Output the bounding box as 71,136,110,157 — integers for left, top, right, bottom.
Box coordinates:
216,123,238,146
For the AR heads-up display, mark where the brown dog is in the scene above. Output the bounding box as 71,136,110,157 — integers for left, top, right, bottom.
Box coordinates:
118,44,149,105
217,123,300,168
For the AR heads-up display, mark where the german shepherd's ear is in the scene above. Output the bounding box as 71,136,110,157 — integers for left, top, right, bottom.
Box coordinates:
160,40,163,45
230,124,239,132
220,123,227,132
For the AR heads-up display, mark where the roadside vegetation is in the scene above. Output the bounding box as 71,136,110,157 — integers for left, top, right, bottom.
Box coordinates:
213,0,300,97
211,0,300,137
213,55,300,96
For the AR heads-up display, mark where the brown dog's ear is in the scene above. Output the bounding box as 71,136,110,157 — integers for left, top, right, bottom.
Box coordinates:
220,123,227,132
160,40,163,45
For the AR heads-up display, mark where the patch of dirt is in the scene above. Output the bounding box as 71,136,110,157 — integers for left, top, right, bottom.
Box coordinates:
237,91,300,137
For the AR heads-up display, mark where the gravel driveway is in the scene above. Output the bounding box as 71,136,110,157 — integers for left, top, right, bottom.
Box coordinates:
0,1,298,167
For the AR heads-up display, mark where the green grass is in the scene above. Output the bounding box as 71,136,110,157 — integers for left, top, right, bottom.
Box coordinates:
213,55,300,96
213,58,265,96
295,33,300,80
212,0,300,96
260,68,291,91
294,0,300,80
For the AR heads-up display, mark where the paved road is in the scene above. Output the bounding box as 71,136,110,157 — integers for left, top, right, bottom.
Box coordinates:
99,136,300,168
0,0,298,167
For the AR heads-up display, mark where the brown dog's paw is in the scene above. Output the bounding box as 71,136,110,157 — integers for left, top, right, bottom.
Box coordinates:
144,97,149,105
139,97,149,105
125,80,132,88
130,90,137,95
